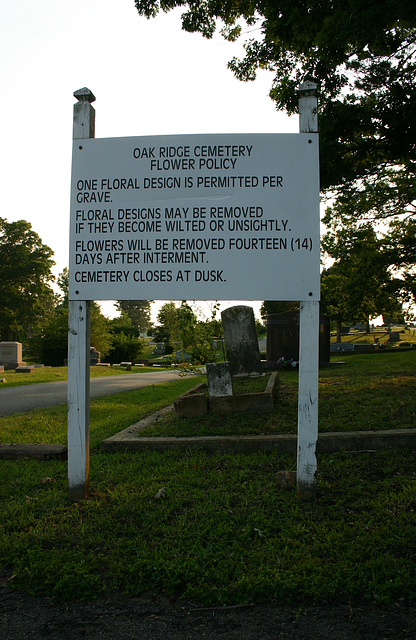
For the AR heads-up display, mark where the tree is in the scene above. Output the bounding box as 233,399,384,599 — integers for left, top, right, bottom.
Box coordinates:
115,300,153,334
260,301,299,323
152,302,180,354
106,332,143,365
153,301,221,363
135,2,416,298
106,312,144,365
383,218,416,308
30,302,113,366
321,225,403,340
0,218,56,341
135,2,415,188
153,302,198,355
29,269,113,366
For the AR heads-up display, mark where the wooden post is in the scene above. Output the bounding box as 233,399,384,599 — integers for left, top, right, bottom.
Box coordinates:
67,88,95,501
297,81,319,498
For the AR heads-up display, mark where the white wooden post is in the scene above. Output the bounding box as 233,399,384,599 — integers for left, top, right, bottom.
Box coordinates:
297,81,319,497
67,88,95,500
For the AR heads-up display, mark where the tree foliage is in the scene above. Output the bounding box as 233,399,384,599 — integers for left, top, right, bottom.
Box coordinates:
29,302,113,366
135,1,416,306
321,225,403,339
153,301,222,363
105,312,144,365
260,301,299,322
135,2,415,192
115,300,153,334
0,218,56,341
29,270,113,366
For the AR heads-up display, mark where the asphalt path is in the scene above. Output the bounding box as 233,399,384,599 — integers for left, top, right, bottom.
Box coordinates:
0,371,182,417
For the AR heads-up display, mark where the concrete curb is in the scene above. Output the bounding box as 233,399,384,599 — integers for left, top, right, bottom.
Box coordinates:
3,421,415,460
0,443,67,460
100,405,416,454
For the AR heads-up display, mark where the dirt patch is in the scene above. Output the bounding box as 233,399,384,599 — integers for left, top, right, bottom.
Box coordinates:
1,584,415,640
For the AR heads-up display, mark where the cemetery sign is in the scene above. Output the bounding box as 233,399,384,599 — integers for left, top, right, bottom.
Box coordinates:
69,133,320,301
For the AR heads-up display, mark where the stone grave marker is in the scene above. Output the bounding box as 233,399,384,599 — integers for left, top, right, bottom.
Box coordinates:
266,311,330,365
388,332,400,343
206,362,233,398
0,342,25,369
221,306,263,376
90,348,100,365
266,311,300,362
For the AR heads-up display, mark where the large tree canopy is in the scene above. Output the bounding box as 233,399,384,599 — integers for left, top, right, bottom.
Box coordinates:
0,218,55,341
135,1,416,312
135,1,415,199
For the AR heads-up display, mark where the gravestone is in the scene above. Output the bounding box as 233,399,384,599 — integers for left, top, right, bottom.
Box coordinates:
221,306,263,376
266,312,330,365
206,362,233,398
388,332,400,343
0,342,25,369
266,312,300,362
90,347,100,365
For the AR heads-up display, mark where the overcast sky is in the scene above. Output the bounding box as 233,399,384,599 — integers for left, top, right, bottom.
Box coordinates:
1,0,299,321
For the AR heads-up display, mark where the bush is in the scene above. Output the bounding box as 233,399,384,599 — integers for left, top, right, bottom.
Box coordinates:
106,332,143,364
28,308,68,366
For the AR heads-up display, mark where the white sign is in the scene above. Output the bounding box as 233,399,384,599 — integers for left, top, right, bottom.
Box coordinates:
69,133,320,301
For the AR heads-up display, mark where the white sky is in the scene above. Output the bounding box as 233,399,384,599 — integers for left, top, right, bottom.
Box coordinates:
1,0,299,322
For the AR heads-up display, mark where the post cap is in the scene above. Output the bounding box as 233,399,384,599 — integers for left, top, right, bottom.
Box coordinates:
299,81,318,96
73,88,96,103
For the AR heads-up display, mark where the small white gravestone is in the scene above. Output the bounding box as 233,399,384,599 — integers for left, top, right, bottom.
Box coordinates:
206,362,233,398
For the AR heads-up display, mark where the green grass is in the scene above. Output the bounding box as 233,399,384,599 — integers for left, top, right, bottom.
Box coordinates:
0,351,416,604
0,377,204,448
1,449,415,603
138,351,416,437
330,326,416,346
0,364,169,388
2,352,415,441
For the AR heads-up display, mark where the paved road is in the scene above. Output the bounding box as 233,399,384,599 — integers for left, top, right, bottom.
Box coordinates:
0,371,182,417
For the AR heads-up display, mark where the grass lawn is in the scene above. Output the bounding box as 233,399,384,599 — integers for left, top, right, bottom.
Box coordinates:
138,351,416,437
331,326,416,346
0,351,415,604
0,377,205,448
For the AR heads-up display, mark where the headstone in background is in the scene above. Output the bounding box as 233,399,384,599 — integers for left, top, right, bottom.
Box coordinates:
266,311,300,361
221,306,263,376
388,332,400,343
319,315,331,364
206,362,233,398
90,347,100,365
266,312,330,365
0,342,25,369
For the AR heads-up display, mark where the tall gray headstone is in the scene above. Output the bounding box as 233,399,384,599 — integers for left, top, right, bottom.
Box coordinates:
221,306,263,376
